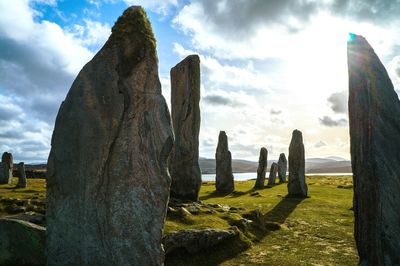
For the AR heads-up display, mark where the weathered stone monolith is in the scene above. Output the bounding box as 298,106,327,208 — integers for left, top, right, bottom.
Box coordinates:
16,162,27,188
254,147,268,188
46,7,174,265
0,152,13,184
348,34,400,265
267,162,278,186
168,55,201,201
215,131,234,193
288,130,307,197
278,153,287,183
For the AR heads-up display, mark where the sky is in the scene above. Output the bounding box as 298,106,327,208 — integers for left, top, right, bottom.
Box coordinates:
0,0,400,163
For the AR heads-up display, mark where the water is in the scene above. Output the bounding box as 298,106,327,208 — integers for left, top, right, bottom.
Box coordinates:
202,172,353,182
202,172,256,182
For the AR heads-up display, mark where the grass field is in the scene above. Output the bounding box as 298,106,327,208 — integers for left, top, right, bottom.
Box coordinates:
165,175,357,265
0,175,358,265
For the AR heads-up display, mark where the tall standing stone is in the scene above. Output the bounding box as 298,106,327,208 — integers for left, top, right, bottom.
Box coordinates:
278,153,287,183
254,147,268,188
0,152,13,184
215,131,234,193
16,162,27,188
288,130,307,197
46,7,174,265
348,34,400,265
168,55,201,201
267,162,278,186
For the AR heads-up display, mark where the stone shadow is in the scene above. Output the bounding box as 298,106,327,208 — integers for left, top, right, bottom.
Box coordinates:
199,190,233,200
263,196,305,224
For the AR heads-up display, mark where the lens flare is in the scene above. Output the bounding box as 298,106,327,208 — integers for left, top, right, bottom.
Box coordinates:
348,33,356,42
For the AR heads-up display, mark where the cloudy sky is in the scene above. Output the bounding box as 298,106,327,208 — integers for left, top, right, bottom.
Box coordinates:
0,0,400,163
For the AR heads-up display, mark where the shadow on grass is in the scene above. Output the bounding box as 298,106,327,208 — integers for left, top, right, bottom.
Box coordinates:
200,188,261,200
263,196,305,224
199,190,232,201
200,181,289,200
165,234,251,266
166,194,306,265
2,187,39,192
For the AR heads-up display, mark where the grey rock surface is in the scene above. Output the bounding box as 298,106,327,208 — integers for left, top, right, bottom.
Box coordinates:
267,162,278,186
163,228,239,255
5,212,45,226
46,6,173,266
288,130,307,197
215,131,234,193
278,153,287,183
0,152,13,184
254,147,268,188
348,34,400,265
0,219,45,266
16,162,27,188
168,55,201,201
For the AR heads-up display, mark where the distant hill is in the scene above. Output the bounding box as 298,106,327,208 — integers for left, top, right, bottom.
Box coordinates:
12,164,47,171
199,158,258,174
19,158,352,176
199,157,351,174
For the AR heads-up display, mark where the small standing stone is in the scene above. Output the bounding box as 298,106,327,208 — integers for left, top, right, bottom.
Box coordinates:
254,147,268,188
267,162,278,186
278,153,287,183
16,162,27,188
0,152,13,184
215,131,234,193
168,55,202,201
288,130,307,197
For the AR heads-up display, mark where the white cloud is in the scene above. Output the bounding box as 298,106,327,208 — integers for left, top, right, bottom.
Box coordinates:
171,1,400,160
123,0,178,15
67,19,111,48
327,91,348,114
0,0,106,162
173,43,271,93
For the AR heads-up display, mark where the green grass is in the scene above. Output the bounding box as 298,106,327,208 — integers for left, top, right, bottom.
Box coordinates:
0,176,358,265
165,176,357,265
0,177,46,216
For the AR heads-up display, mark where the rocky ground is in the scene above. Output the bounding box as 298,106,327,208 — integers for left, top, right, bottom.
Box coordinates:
0,176,357,265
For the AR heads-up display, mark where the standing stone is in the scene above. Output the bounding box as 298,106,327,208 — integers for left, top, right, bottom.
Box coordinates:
288,130,307,197
168,55,201,201
254,147,268,188
0,152,13,184
16,162,27,188
215,131,234,193
46,7,174,266
348,34,400,265
267,162,278,186
278,153,287,183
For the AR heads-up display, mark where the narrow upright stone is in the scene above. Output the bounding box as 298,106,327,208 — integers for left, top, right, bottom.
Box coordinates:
278,153,287,183
0,152,13,184
46,7,174,265
267,162,278,186
215,131,234,193
254,147,268,188
348,34,400,265
16,162,27,188
288,130,307,197
168,55,201,201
